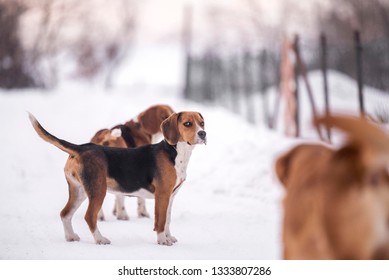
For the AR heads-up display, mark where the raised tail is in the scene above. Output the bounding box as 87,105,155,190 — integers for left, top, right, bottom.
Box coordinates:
28,112,82,156
314,115,389,169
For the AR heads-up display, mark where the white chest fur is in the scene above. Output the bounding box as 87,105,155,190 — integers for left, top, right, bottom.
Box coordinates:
174,142,194,184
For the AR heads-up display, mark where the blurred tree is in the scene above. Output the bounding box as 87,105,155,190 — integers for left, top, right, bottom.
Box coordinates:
27,0,75,88
319,0,389,42
11,0,137,89
317,0,389,91
103,0,136,89
0,0,36,89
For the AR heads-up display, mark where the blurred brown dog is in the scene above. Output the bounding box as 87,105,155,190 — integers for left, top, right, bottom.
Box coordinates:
275,115,389,259
91,104,174,221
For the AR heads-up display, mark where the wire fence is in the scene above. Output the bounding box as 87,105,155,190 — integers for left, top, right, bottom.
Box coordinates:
182,31,389,139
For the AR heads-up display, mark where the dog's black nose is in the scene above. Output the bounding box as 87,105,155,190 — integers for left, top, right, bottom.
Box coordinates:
198,130,206,139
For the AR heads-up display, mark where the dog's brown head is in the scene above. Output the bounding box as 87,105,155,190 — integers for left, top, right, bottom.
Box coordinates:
161,112,206,146
138,105,174,136
276,115,389,259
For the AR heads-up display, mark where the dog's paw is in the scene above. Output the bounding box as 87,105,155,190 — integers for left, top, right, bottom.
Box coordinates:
65,233,80,242
98,210,105,221
158,239,173,246
98,215,105,221
95,236,111,245
157,233,173,246
137,210,150,218
113,207,130,220
116,211,130,221
166,235,178,244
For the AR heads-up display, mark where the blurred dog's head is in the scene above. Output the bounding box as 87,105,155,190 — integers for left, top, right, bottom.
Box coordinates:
138,104,174,136
275,115,389,260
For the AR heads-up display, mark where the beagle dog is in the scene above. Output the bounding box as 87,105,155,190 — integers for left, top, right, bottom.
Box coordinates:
90,105,174,221
29,112,206,245
275,115,389,259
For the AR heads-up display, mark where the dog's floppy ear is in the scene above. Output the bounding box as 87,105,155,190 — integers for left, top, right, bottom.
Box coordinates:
315,115,389,170
138,106,160,135
275,153,291,187
275,147,301,188
161,112,181,145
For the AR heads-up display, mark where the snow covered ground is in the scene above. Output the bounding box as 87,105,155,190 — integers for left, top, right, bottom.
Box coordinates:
0,83,291,259
1,68,388,260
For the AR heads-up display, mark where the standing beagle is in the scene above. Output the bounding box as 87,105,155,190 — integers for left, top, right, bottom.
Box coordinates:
29,112,206,245
90,105,174,221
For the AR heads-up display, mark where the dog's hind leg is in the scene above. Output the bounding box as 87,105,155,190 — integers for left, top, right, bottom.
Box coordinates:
85,198,111,245
84,181,110,245
61,173,87,242
113,194,130,220
97,208,106,221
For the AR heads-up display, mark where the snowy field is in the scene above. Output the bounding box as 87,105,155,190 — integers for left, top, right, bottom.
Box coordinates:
0,83,290,260
1,69,389,260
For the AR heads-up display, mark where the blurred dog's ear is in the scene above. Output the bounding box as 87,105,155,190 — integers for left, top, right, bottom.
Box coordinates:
275,150,294,188
315,115,389,170
138,106,160,135
161,113,180,145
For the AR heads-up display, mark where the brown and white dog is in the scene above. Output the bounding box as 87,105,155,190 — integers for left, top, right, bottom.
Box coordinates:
90,104,174,221
275,115,389,259
29,112,206,245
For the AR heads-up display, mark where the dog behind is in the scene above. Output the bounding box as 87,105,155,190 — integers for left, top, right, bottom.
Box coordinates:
275,115,389,259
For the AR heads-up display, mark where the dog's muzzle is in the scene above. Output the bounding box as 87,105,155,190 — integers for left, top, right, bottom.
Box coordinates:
198,130,206,139
197,130,207,144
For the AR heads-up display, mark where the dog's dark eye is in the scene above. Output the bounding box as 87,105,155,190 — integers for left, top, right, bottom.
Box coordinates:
200,122,204,127
184,122,192,127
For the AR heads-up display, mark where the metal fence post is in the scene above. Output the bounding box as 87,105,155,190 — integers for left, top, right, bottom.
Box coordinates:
320,33,331,143
293,35,300,137
354,30,365,116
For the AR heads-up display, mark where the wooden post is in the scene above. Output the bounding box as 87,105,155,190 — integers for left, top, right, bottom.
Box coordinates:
182,5,193,99
320,33,331,143
294,34,325,141
354,30,365,116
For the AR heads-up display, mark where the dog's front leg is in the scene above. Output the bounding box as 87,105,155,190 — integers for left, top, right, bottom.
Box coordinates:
164,195,177,243
154,192,173,246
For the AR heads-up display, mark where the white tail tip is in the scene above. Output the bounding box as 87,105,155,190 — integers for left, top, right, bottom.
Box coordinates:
111,128,122,138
